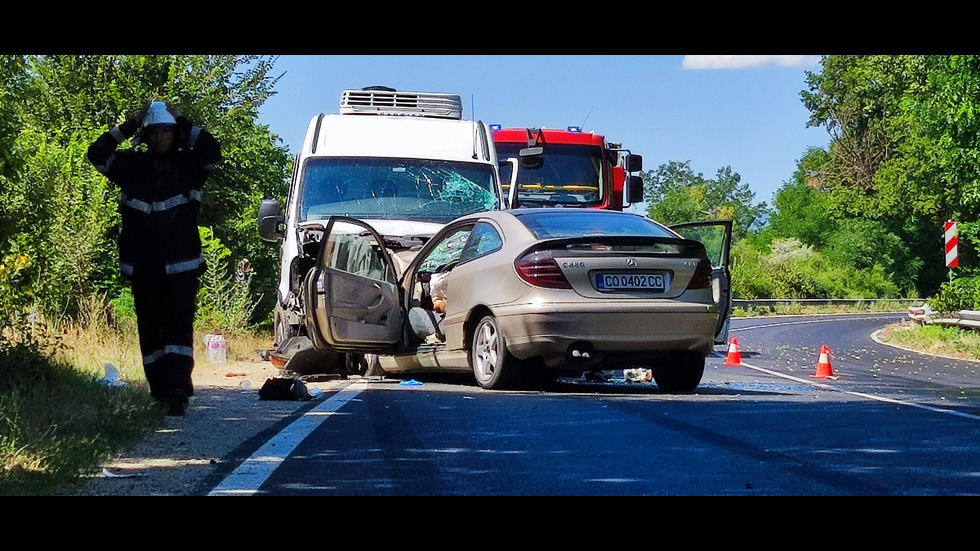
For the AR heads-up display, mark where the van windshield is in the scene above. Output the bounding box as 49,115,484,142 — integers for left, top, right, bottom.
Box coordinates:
496,143,603,206
299,157,500,223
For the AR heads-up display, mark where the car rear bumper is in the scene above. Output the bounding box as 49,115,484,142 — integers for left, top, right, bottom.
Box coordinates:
493,300,719,363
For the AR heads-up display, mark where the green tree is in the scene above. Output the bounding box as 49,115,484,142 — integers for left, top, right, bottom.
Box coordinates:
763,147,835,249
1,55,30,329
798,55,980,297
1,55,290,329
913,56,980,213
0,56,26,180
746,143,918,299
801,55,926,217
643,160,769,240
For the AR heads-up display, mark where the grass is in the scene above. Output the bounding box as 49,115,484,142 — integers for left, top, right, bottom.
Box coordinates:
0,331,162,496
878,323,980,361
0,300,273,496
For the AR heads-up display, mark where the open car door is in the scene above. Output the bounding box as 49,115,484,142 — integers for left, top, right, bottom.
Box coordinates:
670,220,733,344
306,217,403,353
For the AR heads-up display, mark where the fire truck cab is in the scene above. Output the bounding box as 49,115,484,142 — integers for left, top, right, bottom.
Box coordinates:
491,126,643,211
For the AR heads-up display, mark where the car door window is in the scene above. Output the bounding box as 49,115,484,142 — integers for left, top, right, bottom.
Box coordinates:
671,220,733,344
458,221,503,265
324,223,392,283
671,222,731,269
417,227,472,274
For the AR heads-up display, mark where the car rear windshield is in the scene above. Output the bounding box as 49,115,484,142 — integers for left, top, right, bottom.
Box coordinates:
514,211,677,240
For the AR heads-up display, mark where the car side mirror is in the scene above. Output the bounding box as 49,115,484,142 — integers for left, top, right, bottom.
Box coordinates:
258,198,285,242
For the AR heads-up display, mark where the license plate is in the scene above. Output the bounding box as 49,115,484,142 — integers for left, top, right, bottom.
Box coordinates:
595,272,669,292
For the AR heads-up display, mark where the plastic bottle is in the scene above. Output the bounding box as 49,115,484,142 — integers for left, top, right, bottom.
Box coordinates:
205,332,227,364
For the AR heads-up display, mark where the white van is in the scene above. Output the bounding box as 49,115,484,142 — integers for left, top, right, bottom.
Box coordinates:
258,87,506,374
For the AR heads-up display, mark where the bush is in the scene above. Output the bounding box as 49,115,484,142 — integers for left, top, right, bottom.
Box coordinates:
730,240,776,299
107,287,137,335
195,226,261,336
731,237,903,300
931,276,980,314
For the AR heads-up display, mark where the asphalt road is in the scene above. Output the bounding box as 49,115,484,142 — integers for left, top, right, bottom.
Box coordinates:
204,313,980,496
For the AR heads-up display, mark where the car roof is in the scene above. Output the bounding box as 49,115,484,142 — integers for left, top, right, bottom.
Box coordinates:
467,207,664,225
453,208,677,239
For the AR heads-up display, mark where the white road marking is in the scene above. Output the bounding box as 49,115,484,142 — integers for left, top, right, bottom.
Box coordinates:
208,379,367,496
720,313,980,423
736,359,980,421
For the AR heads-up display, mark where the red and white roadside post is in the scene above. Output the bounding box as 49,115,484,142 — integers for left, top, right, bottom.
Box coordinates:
945,219,958,281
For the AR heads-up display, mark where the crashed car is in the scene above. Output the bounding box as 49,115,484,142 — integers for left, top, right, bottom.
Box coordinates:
306,208,732,391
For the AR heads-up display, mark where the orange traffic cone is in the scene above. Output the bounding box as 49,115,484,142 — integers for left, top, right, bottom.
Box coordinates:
724,337,742,366
813,344,836,379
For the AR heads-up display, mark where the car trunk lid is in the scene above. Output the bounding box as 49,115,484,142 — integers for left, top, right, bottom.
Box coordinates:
514,236,711,299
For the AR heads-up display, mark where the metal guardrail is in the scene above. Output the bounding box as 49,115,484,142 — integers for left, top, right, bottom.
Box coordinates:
734,298,920,309
732,299,980,331
907,304,980,330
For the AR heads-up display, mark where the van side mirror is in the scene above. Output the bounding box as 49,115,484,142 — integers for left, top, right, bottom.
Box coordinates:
626,175,643,204
626,154,642,173
258,198,285,242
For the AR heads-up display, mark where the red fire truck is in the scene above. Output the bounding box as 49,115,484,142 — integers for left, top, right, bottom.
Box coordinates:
491,126,643,211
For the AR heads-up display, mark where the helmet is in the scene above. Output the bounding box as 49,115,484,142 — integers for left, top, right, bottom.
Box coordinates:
142,101,176,127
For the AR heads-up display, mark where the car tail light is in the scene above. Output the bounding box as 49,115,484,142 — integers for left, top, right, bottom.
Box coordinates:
515,250,572,289
686,258,713,289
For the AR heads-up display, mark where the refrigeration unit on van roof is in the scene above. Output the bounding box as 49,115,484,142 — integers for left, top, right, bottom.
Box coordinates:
339,88,463,120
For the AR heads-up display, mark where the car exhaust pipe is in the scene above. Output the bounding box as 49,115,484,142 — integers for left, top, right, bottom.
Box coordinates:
567,341,594,361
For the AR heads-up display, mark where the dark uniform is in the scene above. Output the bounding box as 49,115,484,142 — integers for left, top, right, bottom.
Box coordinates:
88,108,221,413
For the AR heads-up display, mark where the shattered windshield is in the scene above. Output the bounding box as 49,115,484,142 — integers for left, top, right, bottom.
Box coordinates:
497,143,603,206
299,157,500,223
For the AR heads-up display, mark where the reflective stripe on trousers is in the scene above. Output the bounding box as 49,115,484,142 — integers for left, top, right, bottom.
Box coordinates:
143,345,195,366
121,255,203,277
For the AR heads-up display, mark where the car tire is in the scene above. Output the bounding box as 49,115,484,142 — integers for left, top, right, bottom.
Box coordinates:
652,352,705,393
274,307,298,348
470,315,517,390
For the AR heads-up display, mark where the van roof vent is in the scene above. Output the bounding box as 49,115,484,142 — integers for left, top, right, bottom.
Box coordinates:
339,88,463,120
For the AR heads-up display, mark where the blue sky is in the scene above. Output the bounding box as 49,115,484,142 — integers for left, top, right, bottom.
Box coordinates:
257,55,830,213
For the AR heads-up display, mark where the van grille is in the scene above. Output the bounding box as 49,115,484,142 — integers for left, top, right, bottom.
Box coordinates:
339,89,463,119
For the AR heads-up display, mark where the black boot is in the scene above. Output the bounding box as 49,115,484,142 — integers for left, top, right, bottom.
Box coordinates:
164,388,189,416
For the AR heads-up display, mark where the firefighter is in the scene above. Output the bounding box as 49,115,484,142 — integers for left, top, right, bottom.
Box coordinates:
88,101,221,415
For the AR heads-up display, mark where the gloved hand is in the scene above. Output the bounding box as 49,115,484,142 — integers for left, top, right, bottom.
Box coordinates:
131,104,150,125
165,103,183,119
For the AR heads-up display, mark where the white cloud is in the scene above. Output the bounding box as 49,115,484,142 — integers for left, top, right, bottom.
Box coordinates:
682,55,821,70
